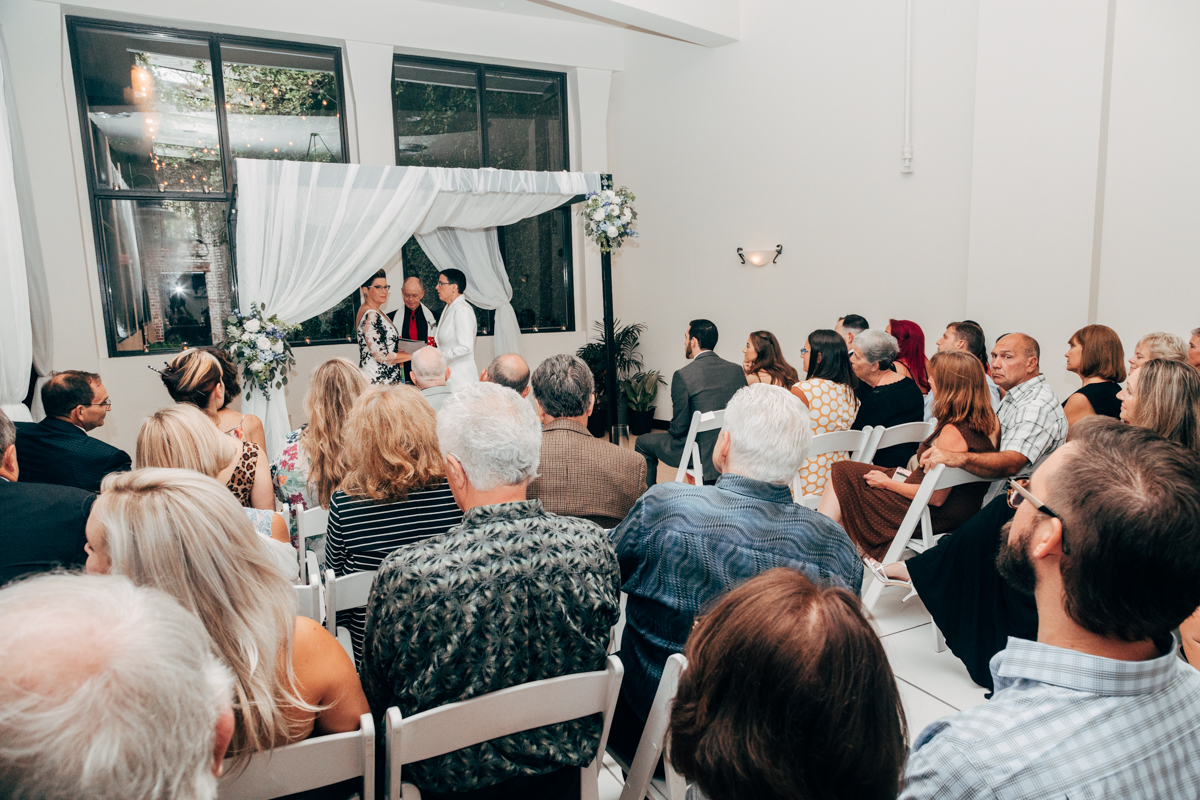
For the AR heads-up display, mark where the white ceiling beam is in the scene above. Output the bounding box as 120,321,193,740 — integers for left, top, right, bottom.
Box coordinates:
546,0,739,47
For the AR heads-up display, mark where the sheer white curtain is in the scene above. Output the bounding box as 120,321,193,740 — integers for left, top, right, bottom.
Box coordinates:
0,27,32,423
234,160,598,455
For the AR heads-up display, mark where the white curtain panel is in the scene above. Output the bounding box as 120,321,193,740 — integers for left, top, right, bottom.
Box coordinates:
234,159,598,456
0,27,32,415
416,227,522,357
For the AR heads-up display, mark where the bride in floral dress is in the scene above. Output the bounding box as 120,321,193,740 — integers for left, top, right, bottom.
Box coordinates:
357,270,408,385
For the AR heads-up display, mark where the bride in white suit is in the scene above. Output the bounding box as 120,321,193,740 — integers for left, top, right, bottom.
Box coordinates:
435,269,480,393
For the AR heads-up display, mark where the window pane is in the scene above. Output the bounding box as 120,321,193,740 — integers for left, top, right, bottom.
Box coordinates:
74,27,223,192
393,61,481,168
484,71,563,171
503,209,570,331
97,199,232,351
288,294,359,344
221,44,343,163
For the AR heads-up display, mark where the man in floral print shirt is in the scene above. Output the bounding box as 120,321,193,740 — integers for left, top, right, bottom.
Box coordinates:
362,382,620,800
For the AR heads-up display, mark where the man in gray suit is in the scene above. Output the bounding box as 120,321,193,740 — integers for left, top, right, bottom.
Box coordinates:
634,319,747,487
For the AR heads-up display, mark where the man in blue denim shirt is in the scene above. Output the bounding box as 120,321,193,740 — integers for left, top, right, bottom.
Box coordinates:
609,384,862,762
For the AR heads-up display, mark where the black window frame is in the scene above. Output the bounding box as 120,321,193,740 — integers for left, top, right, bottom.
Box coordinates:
66,16,350,357
392,54,575,335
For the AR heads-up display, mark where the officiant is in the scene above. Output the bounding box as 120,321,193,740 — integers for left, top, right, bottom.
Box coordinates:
435,269,480,392
396,276,437,383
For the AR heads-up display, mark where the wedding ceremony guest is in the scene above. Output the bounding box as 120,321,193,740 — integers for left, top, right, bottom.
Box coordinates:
899,418,1200,799
835,314,870,348
160,348,265,451
85,469,369,762
1117,358,1200,450
848,329,924,468
272,357,367,551
358,269,409,385
887,318,931,394
1190,327,1200,369
0,573,235,800
610,384,862,764
1062,324,1126,427
362,382,619,800
0,410,95,585
14,370,130,492
634,319,747,487
527,353,646,527
137,405,296,579
481,352,531,397
790,329,860,496
1128,330,1188,370
325,386,462,664
876,332,1068,687
435,268,480,392
670,569,907,800
930,321,1000,415
820,351,999,560
741,330,799,386
398,276,437,381
410,345,453,411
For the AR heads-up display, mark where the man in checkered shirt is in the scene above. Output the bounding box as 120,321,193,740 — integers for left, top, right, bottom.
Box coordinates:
901,417,1200,799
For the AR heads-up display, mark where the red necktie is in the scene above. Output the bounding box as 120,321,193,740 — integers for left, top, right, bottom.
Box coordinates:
408,309,418,341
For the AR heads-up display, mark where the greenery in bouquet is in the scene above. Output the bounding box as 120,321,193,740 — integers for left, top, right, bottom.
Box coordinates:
218,303,298,394
579,187,638,254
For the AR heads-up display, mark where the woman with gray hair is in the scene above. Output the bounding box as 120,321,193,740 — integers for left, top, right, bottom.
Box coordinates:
849,329,925,468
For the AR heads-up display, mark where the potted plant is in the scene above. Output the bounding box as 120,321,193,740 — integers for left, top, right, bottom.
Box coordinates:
577,320,647,438
622,371,664,435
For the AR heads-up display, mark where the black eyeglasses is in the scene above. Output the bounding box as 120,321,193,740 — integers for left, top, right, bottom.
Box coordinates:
84,400,112,408
1007,478,1069,555
369,284,390,291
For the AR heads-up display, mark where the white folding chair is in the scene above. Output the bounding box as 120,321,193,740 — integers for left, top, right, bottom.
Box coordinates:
863,420,936,465
613,654,688,800
324,568,377,662
385,655,624,800
297,506,329,585
218,713,374,799
608,591,628,655
294,552,321,622
791,426,878,501
673,409,725,484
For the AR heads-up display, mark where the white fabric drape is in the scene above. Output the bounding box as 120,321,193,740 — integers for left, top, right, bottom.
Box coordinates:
0,26,32,422
234,159,597,457
416,227,522,357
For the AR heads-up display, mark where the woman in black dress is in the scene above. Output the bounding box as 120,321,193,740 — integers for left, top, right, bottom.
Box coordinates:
848,329,924,469
1062,324,1125,429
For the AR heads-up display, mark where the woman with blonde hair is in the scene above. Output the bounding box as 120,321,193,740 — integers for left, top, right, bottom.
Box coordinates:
1128,331,1189,371
820,350,1000,560
159,349,272,510
1063,324,1126,428
273,359,367,548
84,468,369,763
1118,358,1200,451
325,385,462,664
136,405,295,579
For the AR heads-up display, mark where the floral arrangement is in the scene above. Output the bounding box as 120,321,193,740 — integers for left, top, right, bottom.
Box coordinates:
580,187,638,254
218,302,298,394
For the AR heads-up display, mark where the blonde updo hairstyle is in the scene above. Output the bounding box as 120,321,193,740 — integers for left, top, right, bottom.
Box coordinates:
161,349,225,409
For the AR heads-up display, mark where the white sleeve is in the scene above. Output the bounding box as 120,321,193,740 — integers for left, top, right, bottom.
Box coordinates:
440,302,476,361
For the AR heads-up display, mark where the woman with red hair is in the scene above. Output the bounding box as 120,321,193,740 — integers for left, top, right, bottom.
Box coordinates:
887,319,930,394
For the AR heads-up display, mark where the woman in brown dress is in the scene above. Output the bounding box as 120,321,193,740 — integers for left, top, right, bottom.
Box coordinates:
818,350,999,561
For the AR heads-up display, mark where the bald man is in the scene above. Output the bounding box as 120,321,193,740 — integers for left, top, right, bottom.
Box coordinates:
398,276,437,382
481,353,531,398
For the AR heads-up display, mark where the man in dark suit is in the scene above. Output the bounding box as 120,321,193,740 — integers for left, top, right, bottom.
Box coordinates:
15,370,131,493
634,319,747,487
394,276,437,383
0,410,95,585
527,354,646,528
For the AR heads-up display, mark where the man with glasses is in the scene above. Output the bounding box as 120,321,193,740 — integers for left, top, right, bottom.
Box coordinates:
434,269,480,393
396,276,437,383
901,417,1200,799
14,370,130,493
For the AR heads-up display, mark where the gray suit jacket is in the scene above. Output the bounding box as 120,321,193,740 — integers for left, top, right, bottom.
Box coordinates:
665,351,748,480
421,385,453,412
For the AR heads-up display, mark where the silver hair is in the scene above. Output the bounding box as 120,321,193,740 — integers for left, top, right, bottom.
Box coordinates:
531,354,594,419
437,381,542,491
0,573,232,800
1138,331,1189,363
0,409,13,455
720,384,814,484
1193,327,1200,338
411,346,447,383
853,329,900,369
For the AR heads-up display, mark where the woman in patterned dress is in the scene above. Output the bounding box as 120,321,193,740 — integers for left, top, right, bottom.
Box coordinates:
791,329,860,497
357,270,409,385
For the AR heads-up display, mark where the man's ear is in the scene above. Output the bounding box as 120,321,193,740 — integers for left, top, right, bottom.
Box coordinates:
2,444,17,479
1031,516,1065,560
479,369,488,382
211,706,235,777
713,430,731,473
586,394,595,417
444,367,451,381
445,454,466,491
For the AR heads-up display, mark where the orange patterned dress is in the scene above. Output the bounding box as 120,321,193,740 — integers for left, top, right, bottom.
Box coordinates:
794,378,860,497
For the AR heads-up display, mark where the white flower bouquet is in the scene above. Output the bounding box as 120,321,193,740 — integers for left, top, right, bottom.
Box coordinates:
579,187,638,254
218,302,298,394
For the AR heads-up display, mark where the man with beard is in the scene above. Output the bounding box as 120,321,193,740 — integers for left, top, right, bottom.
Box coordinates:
900,417,1200,799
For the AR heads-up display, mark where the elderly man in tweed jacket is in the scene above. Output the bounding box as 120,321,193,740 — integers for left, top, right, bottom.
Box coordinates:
527,354,646,529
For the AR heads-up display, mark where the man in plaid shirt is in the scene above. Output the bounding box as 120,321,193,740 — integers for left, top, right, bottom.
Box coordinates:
901,417,1200,799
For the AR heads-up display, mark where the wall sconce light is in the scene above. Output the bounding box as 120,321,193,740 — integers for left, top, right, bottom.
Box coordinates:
737,245,782,266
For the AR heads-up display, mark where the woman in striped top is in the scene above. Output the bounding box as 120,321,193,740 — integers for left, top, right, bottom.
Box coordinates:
325,385,462,665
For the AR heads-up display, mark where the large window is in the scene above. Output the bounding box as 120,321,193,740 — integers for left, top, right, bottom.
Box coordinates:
67,19,349,355
393,57,573,333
